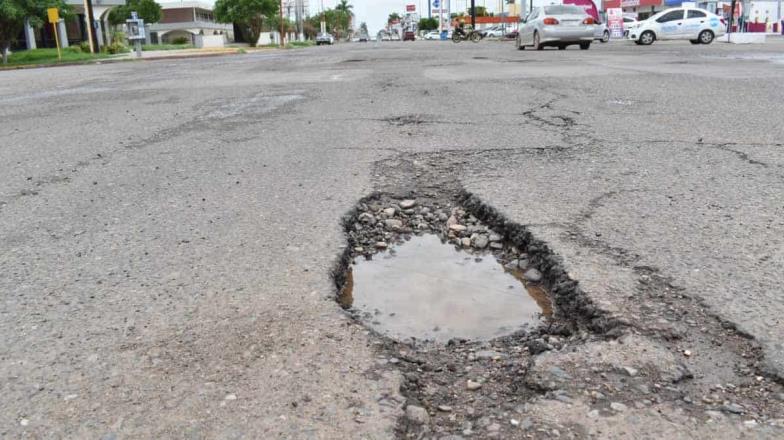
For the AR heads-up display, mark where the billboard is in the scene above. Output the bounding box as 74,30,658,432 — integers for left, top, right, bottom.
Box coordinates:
607,8,624,38
406,4,416,12
564,0,599,20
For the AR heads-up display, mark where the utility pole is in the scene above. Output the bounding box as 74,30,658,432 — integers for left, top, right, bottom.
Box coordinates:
83,0,99,53
279,0,285,47
470,0,476,28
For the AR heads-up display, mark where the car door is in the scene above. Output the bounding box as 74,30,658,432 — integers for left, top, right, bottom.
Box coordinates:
520,8,539,45
684,9,708,39
655,9,686,40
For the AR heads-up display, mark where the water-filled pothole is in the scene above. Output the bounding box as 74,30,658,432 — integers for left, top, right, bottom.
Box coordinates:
339,233,552,343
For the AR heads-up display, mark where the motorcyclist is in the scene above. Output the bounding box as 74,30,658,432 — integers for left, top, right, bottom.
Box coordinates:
455,19,466,37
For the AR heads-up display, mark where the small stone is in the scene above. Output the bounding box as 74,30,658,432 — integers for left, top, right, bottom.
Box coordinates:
504,260,519,270
20,418,29,426
224,394,237,400
721,403,744,414
705,410,724,419
375,242,388,249
383,207,396,217
461,237,471,248
510,419,520,427
467,380,483,390
775,393,784,402
358,212,375,223
622,366,638,377
473,235,489,249
521,418,533,430
489,233,502,242
743,420,758,426
446,215,458,227
475,350,507,360
384,219,403,230
489,242,503,249
399,200,417,209
487,422,501,432
683,349,692,357
587,409,600,419
610,402,627,412
405,405,430,424
449,224,467,232
437,405,453,412
523,268,542,282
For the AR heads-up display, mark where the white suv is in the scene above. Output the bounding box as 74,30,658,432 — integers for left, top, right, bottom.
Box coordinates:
628,7,726,45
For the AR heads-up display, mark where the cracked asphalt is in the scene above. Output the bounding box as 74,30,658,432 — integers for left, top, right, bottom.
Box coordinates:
2,39,784,438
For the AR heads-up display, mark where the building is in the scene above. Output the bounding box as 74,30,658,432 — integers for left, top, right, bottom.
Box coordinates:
17,0,125,50
149,2,234,44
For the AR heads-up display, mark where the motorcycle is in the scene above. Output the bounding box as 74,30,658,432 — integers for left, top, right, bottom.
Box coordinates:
452,27,482,43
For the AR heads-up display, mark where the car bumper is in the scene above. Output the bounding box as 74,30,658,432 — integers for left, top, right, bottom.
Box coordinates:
540,27,595,43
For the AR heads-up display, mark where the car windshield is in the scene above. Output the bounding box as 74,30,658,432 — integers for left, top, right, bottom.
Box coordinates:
543,5,585,15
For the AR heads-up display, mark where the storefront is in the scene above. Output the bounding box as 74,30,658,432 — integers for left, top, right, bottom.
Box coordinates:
604,0,666,19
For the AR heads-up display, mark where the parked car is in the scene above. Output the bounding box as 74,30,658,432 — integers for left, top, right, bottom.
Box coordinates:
424,31,441,40
482,26,505,38
593,20,610,42
627,7,725,45
315,32,335,45
622,16,639,37
358,33,369,42
516,5,597,50
403,31,416,41
505,30,519,39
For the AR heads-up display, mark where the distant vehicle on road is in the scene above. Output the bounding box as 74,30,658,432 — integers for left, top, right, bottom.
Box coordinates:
622,16,639,37
316,33,335,45
424,31,441,40
516,5,597,50
358,32,369,42
628,7,725,45
403,31,416,41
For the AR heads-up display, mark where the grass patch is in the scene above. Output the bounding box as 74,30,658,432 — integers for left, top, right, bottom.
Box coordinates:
3,47,111,67
141,43,193,51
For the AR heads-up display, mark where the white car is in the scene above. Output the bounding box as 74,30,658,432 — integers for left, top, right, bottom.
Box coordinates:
627,7,726,45
483,26,505,38
424,31,441,40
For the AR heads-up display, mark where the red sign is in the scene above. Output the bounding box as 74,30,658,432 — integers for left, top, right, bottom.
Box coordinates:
406,4,416,12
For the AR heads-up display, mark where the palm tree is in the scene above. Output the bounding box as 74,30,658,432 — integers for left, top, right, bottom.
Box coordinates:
335,0,354,36
335,0,353,15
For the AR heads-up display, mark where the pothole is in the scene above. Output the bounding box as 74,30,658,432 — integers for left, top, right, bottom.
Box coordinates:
339,233,552,343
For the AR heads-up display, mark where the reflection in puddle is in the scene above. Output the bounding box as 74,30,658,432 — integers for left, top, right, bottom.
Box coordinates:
339,234,551,342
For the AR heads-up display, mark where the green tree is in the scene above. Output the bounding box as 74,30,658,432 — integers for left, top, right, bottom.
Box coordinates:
418,17,438,31
468,6,489,17
387,12,400,24
0,0,71,64
108,0,162,26
359,21,368,35
214,0,278,47
335,0,353,15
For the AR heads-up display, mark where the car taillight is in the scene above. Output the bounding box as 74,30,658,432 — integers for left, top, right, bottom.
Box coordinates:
543,17,560,25
583,17,595,25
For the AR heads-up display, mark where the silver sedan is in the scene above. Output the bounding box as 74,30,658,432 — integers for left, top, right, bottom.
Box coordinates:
516,5,597,50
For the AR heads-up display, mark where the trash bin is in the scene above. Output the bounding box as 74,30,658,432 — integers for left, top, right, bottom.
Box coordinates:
440,30,448,40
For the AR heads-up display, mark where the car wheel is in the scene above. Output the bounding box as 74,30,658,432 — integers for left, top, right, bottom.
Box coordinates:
558,44,566,50
533,32,543,50
602,30,610,43
639,31,655,45
579,42,590,50
515,36,525,50
699,30,714,44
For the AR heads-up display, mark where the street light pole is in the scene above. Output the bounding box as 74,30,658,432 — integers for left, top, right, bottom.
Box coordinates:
471,0,476,28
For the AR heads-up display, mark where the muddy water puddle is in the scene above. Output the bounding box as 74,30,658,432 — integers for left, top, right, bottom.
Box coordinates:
340,234,551,342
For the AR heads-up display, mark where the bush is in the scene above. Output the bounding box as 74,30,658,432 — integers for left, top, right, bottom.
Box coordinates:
79,41,91,52
171,36,190,45
66,45,82,54
103,39,129,54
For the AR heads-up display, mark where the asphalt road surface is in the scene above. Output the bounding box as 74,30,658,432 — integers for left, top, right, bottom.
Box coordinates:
2,39,783,438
